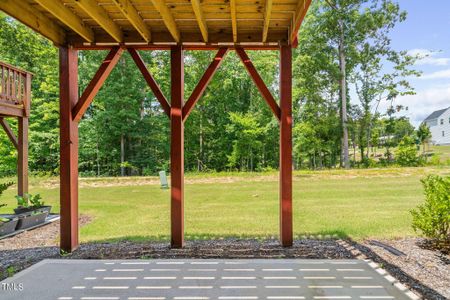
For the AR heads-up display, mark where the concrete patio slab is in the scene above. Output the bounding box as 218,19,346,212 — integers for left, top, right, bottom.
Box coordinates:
0,259,411,300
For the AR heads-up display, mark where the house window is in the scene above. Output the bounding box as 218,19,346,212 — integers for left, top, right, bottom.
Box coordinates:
443,131,445,137
441,119,444,125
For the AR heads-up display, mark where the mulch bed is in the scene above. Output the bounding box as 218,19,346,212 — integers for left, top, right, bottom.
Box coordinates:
0,220,448,300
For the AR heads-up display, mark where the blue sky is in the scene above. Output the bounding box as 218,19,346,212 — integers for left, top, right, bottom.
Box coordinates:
379,0,450,126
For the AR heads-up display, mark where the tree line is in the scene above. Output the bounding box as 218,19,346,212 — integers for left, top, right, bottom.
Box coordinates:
0,0,426,177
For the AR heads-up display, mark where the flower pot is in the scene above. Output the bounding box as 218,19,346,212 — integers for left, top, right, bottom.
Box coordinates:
0,217,19,236
16,211,48,230
14,205,51,215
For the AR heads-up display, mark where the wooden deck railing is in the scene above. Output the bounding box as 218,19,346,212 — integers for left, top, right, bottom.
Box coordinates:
0,61,32,117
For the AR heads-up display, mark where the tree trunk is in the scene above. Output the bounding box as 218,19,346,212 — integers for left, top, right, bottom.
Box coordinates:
198,114,203,171
338,20,350,169
120,134,125,176
96,141,100,176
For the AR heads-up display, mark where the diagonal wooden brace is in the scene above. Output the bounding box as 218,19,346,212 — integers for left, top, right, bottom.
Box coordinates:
72,47,123,122
182,47,229,122
128,48,171,117
0,117,18,149
235,47,281,121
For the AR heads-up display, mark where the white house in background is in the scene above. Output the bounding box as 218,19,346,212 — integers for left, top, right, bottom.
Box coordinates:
423,107,450,145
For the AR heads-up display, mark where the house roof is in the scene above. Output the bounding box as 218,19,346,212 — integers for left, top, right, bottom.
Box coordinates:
424,107,450,121
0,0,312,47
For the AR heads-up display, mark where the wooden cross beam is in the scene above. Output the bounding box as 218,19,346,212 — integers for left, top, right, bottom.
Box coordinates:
128,48,171,117
182,48,229,121
112,0,151,43
235,47,281,121
191,0,208,42
34,0,94,43
291,0,312,44
0,0,66,46
150,0,180,42
262,0,273,43
72,47,124,122
230,0,238,43
75,0,124,43
0,117,18,149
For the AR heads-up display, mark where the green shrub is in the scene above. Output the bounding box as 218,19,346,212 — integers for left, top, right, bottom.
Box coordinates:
395,136,420,166
411,175,450,244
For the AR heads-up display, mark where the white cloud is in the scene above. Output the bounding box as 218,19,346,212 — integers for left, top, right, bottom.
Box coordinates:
408,48,450,66
420,69,450,80
389,84,450,126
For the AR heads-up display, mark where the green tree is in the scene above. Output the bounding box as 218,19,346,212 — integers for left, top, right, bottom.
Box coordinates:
226,112,265,171
395,135,419,167
417,123,432,154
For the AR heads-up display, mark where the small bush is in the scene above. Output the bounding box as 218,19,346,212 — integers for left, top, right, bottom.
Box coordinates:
411,175,450,245
395,136,420,166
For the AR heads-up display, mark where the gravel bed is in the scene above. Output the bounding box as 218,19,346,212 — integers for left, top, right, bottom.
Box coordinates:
354,238,450,300
1,222,448,300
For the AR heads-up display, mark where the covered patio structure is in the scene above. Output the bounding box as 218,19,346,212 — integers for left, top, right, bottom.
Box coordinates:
0,0,311,252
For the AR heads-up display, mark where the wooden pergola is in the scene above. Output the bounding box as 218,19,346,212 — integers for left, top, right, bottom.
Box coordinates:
0,61,31,198
0,0,311,252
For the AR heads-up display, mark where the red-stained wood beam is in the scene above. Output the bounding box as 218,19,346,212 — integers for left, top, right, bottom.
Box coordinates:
73,44,281,51
128,48,171,117
279,45,293,247
170,45,185,248
59,47,79,253
182,47,228,121
291,0,312,45
0,117,18,149
72,47,123,122
235,47,281,121
17,116,28,197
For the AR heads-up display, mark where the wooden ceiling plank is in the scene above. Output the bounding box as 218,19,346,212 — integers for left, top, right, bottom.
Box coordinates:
75,0,123,42
230,0,237,42
262,0,273,42
35,0,94,42
190,0,208,42
149,0,181,42
290,0,311,43
0,0,66,45
112,0,151,42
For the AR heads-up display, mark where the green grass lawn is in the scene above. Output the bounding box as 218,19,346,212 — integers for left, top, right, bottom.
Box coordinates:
430,144,450,162
0,167,449,242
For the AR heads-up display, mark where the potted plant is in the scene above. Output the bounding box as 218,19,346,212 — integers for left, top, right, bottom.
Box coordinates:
0,213,19,237
14,193,49,230
14,193,51,215
0,182,18,236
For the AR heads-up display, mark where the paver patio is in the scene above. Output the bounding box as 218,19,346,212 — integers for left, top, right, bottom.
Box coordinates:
0,259,410,300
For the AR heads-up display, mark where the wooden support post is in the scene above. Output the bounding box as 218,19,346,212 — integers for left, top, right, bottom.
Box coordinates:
170,45,185,248
59,47,79,253
17,116,28,196
279,45,293,247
